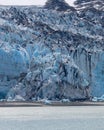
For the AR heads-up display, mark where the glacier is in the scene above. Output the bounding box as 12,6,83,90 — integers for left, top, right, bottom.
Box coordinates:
0,0,104,101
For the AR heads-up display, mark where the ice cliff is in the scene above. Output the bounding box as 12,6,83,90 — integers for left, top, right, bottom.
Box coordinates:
0,0,104,101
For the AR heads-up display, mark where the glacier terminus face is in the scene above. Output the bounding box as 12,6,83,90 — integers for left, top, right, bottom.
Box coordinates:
0,0,104,101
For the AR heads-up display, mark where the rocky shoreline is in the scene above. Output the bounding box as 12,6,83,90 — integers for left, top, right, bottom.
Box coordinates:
0,101,104,107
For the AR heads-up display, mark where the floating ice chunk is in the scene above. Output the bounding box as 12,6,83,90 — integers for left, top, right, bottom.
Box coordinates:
13,95,25,101
92,97,98,102
61,99,70,103
97,95,104,101
32,97,37,101
0,99,6,102
100,95,104,99
7,96,13,102
41,99,52,105
92,95,104,102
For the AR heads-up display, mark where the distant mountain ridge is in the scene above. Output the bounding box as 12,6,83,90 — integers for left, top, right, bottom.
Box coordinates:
44,0,76,11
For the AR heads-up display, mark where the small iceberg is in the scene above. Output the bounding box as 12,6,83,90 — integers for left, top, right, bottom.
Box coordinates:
61,99,70,103
92,95,104,102
41,99,52,105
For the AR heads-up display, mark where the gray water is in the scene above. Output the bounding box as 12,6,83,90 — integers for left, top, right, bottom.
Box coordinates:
0,106,104,130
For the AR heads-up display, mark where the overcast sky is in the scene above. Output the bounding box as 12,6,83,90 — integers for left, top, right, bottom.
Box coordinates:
0,0,75,6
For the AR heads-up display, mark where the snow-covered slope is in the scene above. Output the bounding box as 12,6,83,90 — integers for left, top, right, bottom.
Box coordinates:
0,0,103,101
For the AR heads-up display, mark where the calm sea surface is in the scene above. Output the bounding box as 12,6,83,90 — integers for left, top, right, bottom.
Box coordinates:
0,106,104,130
